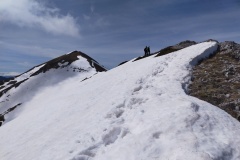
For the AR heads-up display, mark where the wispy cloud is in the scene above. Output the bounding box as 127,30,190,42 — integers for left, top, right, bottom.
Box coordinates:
0,40,67,58
0,0,80,37
90,5,95,13
82,4,110,28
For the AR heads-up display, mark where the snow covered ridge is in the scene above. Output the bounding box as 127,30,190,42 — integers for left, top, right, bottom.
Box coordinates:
1,42,240,160
0,51,106,126
119,40,197,66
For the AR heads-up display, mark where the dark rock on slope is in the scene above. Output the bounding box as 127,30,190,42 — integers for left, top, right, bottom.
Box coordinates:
189,41,240,121
155,40,197,57
0,77,7,86
118,61,128,66
0,79,28,98
0,103,21,126
0,76,13,86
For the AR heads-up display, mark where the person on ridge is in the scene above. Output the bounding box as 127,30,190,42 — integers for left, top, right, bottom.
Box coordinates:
147,46,150,55
144,46,148,56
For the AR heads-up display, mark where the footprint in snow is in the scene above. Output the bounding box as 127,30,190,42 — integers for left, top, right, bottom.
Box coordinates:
71,143,101,160
102,127,129,146
126,97,148,109
105,108,124,119
71,127,129,160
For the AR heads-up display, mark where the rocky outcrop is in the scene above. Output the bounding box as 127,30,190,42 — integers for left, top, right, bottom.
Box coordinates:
189,41,240,121
0,76,13,86
219,41,240,59
155,40,196,57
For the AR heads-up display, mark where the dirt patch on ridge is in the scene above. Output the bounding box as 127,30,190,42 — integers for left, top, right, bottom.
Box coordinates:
189,41,240,121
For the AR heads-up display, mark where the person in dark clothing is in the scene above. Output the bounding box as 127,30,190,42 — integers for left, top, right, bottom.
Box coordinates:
147,46,150,55
144,46,148,56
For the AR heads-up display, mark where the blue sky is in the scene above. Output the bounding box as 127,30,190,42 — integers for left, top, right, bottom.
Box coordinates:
1,0,240,75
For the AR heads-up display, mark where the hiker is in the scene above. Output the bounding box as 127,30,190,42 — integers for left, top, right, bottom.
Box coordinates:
147,46,150,55
144,46,148,56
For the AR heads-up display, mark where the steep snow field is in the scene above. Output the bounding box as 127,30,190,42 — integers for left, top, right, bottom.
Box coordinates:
1,42,240,160
0,56,98,123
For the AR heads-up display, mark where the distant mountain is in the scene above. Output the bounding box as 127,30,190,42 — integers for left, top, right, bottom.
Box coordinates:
0,76,6,81
0,76,13,81
0,50,106,126
1,41,240,160
0,76,13,85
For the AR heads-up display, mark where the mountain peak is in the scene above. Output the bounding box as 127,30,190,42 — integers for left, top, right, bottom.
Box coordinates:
0,51,106,126
24,51,106,77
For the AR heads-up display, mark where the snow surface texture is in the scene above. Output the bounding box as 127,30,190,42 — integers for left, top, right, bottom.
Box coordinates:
0,56,98,124
1,42,240,160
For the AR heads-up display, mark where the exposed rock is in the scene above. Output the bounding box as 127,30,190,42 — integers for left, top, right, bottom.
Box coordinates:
0,103,21,127
173,40,197,49
189,41,240,121
155,40,196,57
219,41,240,59
0,79,28,98
118,61,128,66
0,76,13,85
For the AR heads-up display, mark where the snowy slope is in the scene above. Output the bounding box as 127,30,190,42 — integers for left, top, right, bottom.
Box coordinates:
0,51,106,125
1,42,240,160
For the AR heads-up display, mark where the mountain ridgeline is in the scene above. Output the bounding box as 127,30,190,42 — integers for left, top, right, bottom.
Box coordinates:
1,41,240,160
1,40,240,127
130,39,240,122
1,40,240,126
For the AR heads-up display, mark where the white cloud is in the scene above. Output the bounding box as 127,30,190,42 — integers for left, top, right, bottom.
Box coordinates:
90,5,95,13
0,40,66,58
0,0,80,37
82,4,109,28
